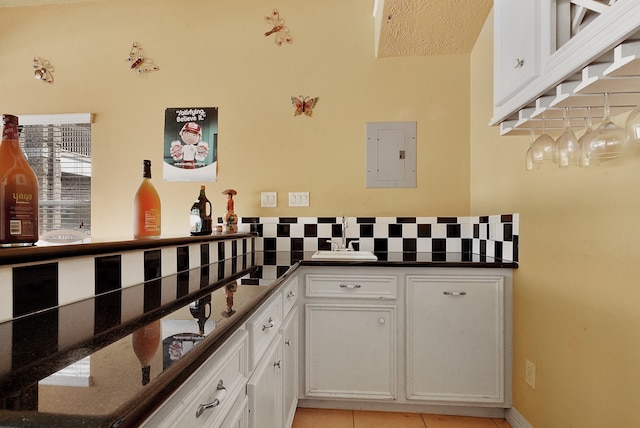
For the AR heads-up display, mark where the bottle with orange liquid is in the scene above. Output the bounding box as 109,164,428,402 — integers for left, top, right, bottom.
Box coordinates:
133,159,161,238
0,114,39,247
132,319,161,385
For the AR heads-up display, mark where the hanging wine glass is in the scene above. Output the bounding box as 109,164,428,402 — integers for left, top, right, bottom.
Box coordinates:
581,93,626,162
555,107,580,167
525,129,539,171
624,103,640,159
578,106,596,167
531,117,555,165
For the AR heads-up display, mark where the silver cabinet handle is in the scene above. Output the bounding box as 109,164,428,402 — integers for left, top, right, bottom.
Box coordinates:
285,339,292,347
514,58,524,68
274,360,281,368
196,380,227,418
262,316,274,331
287,290,296,298
339,284,362,289
443,291,467,296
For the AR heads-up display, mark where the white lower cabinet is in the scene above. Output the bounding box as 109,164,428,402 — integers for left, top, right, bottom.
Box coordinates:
406,274,506,404
140,329,248,428
220,394,249,428
246,274,298,428
282,307,299,427
305,303,396,400
298,267,512,415
303,271,398,401
247,333,283,428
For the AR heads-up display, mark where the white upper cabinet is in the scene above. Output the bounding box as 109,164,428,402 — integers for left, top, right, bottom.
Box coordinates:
493,0,541,107
492,0,640,131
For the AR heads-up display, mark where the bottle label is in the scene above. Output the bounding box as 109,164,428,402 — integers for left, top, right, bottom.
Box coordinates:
144,208,161,232
190,208,202,233
9,220,21,235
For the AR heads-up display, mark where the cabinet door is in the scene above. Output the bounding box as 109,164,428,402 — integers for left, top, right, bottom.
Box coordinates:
247,334,283,428
406,275,504,404
494,0,540,106
305,303,396,400
221,394,249,428
281,308,298,428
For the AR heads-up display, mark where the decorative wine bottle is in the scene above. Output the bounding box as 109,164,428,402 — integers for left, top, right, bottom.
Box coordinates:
190,185,212,235
0,114,39,247
133,160,161,239
132,319,161,386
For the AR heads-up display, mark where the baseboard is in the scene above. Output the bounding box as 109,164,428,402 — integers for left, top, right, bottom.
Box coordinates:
506,407,533,428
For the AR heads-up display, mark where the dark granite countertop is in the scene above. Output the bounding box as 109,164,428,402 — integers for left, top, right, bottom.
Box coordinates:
0,250,516,427
0,258,285,428
0,233,255,266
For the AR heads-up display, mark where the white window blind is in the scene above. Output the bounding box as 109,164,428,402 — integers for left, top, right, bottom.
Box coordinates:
17,113,93,237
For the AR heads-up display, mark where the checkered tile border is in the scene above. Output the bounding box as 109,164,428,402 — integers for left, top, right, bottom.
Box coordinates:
0,237,255,323
237,214,518,262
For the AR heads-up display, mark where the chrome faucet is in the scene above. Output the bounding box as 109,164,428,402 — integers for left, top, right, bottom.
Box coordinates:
341,215,347,249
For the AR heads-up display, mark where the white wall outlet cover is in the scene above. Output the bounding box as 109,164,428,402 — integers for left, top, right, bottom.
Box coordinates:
261,192,277,207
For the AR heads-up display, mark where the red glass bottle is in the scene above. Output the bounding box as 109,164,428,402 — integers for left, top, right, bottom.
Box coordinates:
0,114,39,247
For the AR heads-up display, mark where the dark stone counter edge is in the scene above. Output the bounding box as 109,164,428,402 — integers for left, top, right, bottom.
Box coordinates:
299,259,519,269
0,233,255,266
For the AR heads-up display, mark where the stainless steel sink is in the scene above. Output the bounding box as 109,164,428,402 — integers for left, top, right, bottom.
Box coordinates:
311,250,378,261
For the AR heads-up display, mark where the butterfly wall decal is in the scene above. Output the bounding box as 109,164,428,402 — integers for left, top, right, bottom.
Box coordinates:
125,42,159,76
33,57,54,84
264,9,292,46
291,96,318,117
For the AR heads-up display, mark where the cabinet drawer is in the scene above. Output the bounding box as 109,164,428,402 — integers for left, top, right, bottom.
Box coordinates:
141,329,248,428
282,276,299,315
246,292,283,371
306,274,397,299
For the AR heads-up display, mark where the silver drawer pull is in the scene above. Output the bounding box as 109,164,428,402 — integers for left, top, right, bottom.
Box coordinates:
274,360,281,368
339,284,362,289
262,317,274,331
196,380,227,418
287,290,296,298
443,291,467,296
285,339,292,347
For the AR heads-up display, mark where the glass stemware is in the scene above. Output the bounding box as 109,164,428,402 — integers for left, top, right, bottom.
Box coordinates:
531,118,555,165
525,129,539,171
555,107,580,167
578,106,596,167
624,103,640,158
581,93,626,162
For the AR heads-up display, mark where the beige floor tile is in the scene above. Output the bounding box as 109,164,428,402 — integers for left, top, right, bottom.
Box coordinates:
422,413,502,428
292,408,354,428
354,410,426,428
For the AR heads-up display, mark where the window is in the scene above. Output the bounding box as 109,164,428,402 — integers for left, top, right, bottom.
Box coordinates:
18,113,93,238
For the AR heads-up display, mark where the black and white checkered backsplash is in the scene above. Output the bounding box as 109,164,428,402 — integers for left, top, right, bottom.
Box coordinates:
237,214,518,262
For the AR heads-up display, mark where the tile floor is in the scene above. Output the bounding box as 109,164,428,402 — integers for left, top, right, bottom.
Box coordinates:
292,408,512,428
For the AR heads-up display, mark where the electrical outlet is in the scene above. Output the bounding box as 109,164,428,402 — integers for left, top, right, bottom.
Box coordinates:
525,359,536,389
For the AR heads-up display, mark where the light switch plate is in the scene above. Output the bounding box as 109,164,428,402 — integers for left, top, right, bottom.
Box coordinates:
261,192,277,208
288,192,309,207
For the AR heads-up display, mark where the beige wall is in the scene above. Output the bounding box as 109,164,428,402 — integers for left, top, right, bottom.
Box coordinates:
0,0,470,238
471,11,640,428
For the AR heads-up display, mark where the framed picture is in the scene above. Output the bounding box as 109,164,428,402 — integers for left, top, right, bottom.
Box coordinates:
163,107,218,182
